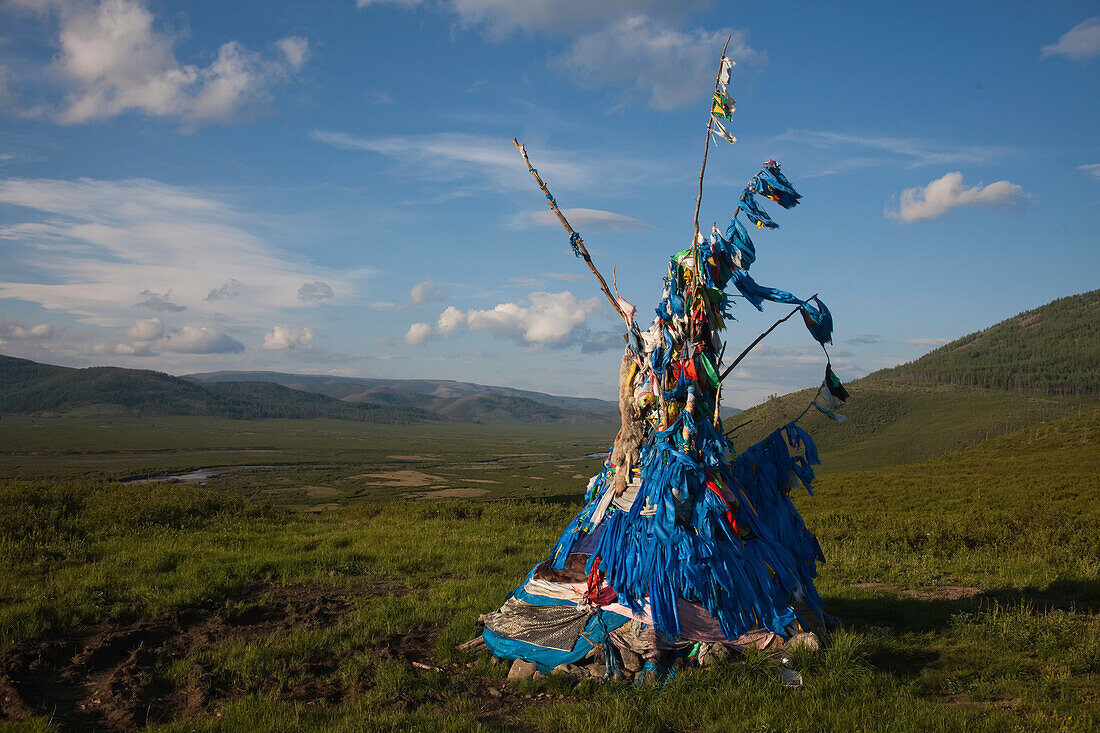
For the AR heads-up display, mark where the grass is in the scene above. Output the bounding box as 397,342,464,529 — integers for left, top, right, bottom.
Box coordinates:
0,411,1097,730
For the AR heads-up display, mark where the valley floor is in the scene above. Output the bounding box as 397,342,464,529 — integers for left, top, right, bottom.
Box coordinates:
0,412,1097,731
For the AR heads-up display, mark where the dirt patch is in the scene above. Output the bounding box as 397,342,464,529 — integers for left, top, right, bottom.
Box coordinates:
352,470,445,488
853,582,983,602
0,580,405,732
403,488,489,500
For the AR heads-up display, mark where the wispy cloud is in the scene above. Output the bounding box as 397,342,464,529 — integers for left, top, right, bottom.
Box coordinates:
311,130,592,192
886,171,1028,223
556,18,761,111
907,337,951,347
6,0,308,127
780,130,1015,175
508,207,650,232
1079,163,1100,180
1041,16,1100,60
0,177,357,328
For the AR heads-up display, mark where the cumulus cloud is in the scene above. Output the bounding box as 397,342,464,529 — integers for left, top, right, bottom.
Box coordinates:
557,17,759,110
512,207,650,232
0,177,352,327
134,289,184,312
160,325,243,353
261,325,314,350
205,278,242,302
404,322,432,346
432,291,599,347
297,280,334,302
886,171,1027,223
102,317,243,355
907,338,951,347
1079,163,1100,180
1041,16,1100,60
410,277,448,303
0,321,57,342
11,0,308,126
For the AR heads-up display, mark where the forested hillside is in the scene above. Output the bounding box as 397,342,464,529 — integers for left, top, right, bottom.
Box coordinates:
873,289,1099,395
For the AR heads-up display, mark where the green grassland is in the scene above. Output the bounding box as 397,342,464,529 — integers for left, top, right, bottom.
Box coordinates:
0,417,614,504
1,409,1097,731
727,381,1098,473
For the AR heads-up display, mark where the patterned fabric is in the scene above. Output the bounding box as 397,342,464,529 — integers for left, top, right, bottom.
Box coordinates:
483,597,591,652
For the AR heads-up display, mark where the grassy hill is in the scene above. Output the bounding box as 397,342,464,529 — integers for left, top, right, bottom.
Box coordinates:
0,356,618,424
727,290,1100,471
0,355,437,422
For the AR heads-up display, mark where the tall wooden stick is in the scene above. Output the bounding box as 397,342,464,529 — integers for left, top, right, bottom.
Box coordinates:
718,302,805,382
691,34,732,252
513,139,629,325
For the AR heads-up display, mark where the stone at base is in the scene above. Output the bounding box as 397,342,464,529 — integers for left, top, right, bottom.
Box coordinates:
618,647,643,672
507,659,538,680
785,632,822,653
551,663,585,676
588,663,607,678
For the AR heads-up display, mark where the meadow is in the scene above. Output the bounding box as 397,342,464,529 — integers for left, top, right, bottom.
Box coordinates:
0,410,1097,731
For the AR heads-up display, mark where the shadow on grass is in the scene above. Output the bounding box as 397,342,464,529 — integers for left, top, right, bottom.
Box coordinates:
821,577,1100,680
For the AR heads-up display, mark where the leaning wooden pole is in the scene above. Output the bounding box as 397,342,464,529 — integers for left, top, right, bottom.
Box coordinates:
513,138,629,325
691,34,732,251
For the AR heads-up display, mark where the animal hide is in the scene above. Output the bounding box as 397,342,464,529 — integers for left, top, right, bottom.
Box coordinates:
610,352,647,496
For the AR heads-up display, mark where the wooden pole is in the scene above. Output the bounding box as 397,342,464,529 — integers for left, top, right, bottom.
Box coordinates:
691,34,732,252
513,139,629,326
718,302,809,382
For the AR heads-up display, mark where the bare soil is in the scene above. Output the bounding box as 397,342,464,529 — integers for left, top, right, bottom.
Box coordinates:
0,581,401,731
0,583,558,732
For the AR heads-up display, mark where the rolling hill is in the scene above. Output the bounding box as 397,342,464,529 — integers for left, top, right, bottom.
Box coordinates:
727,290,1100,472
183,371,620,424
0,356,618,424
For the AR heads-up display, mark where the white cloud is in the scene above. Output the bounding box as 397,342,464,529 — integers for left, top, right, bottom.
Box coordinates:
433,291,599,346
1079,163,1100,180
297,281,334,302
512,207,650,232
0,321,57,340
159,325,243,353
274,36,310,69
262,325,314,350
404,322,432,346
410,277,448,303
557,17,759,111
886,171,1027,224
16,0,307,126
103,317,244,355
0,177,352,326
124,316,164,341
1041,16,1100,60
907,338,951,347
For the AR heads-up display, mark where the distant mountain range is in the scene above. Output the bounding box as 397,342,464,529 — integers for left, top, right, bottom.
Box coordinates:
729,289,1100,472
0,357,618,424
184,371,620,424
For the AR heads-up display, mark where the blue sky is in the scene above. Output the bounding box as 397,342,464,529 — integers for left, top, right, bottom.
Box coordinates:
0,0,1097,406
